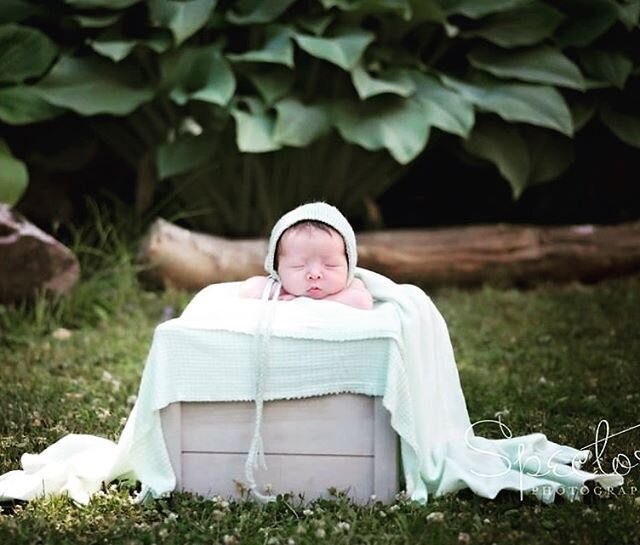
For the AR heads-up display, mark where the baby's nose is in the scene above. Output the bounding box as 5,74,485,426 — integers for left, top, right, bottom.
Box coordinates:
306,268,321,279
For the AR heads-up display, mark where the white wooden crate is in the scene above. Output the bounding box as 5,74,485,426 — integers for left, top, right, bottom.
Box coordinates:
160,393,399,503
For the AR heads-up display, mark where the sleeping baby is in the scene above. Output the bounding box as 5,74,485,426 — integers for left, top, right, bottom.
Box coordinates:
239,202,373,310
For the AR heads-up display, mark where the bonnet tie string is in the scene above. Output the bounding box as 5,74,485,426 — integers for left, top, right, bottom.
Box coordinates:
247,201,358,502
244,276,280,503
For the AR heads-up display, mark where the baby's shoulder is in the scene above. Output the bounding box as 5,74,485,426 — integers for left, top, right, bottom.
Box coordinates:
239,275,269,298
350,277,370,291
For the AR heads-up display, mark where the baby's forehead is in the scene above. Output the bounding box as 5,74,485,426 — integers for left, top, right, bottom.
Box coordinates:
277,222,345,250
284,220,335,236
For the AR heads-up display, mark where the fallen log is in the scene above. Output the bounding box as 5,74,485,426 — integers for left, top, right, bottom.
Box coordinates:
137,218,640,291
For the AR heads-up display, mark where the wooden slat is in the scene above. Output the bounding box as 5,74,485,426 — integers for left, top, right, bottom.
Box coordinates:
181,394,375,456
181,452,374,503
160,402,182,488
373,398,399,502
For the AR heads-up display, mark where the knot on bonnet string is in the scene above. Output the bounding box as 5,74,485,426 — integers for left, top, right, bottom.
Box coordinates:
244,202,358,502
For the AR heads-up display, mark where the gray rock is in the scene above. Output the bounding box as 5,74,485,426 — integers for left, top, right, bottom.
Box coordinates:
0,204,79,303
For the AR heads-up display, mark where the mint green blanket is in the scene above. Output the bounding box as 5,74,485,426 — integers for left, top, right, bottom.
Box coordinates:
0,268,624,505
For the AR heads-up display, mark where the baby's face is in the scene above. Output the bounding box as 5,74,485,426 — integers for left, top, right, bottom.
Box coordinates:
276,227,348,299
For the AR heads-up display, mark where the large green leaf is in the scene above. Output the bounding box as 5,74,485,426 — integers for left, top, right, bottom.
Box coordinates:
463,119,530,196
463,117,573,197
570,94,597,131
365,43,422,68
554,0,619,47
617,0,640,30
240,64,294,105
148,0,216,45
410,72,474,137
468,45,586,90
0,24,58,84
351,64,415,99
228,0,297,24
63,0,141,7
273,97,331,147
436,0,531,18
442,74,573,135
0,1,46,24
231,97,280,152
91,41,133,63
156,132,219,180
409,0,448,22
523,125,574,185
0,138,28,206
321,0,412,19
0,85,64,124
91,26,136,62
599,103,640,148
227,25,295,67
161,46,235,106
463,2,564,47
294,28,375,71
578,49,633,89
91,26,173,61
34,55,154,115
140,29,174,54
296,14,334,35
72,13,121,28
331,96,430,163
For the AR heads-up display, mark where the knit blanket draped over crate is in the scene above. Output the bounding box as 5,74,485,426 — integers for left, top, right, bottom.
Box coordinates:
0,268,623,505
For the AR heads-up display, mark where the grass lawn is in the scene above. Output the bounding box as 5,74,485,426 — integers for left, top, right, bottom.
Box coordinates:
1,230,639,544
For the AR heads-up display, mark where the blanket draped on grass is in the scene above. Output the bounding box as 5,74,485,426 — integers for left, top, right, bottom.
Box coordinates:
0,268,623,505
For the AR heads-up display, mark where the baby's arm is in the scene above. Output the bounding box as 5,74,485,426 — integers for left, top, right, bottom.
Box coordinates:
322,278,374,310
238,276,296,300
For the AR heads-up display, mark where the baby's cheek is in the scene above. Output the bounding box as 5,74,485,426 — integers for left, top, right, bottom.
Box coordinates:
280,274,302,295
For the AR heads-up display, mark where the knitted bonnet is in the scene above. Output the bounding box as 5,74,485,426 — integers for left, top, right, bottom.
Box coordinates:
263,201,358,286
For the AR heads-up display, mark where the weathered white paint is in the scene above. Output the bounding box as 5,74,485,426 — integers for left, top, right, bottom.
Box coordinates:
160,394,398,503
